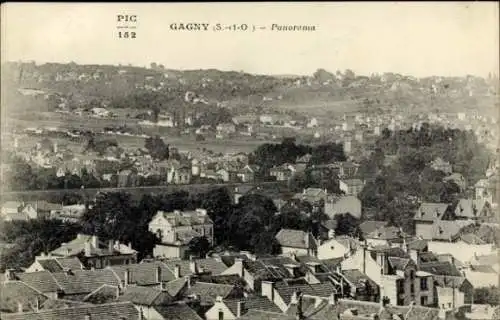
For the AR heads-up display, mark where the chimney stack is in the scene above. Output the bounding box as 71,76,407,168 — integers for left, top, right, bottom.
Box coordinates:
108,240,114,254
261,281,274,302
84,242,92,257
124,269,130,287
185,275,191,288
155,266,162,283
17,301,23,313
189,259,198,274
174,264,181,279
84,313,91,320
237,301,246,318
328,293,337,305
5,269,16,281
91,235,98,248
234,258,244,277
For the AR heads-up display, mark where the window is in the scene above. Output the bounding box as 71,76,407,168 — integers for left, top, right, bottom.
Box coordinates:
410,271,415,280
410,283,414,294
420,296,428,306
420,278,428,291
397,280,405,294
218,311,224,320
448,303,452,308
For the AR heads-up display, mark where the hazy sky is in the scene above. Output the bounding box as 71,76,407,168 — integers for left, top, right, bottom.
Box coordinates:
1,2,498,77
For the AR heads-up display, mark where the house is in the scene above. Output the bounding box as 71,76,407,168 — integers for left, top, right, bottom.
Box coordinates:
205,295,281,320
167,165,192,184
430,157,453,175
363,226,410,247
419,261,473,308
216,168,238,183
453,199,493,221
341,245,436,307
261,280,337,312
1,301,140,320
149,209,214,259
49,234,138,269
443,173,467,191
358,221,387,240
339,179,364,196
116,285,173,319
25,255,84,273
117,169,139,187
275,229,319,257
270,165,293,181
25,201,63,219
317,236,359,260
152,304,203,320
324,195,362,219
340,269,380,302
1,272,51,313
52,204,87,222
293,188,328,205
237,165,259,182
162,257,228,278
413,203,452,240
3,269,62,300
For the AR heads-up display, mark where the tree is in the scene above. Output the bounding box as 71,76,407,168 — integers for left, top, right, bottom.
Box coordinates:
188,236,211,258
0,219,82,272
474,286,499,305
144,136,169,160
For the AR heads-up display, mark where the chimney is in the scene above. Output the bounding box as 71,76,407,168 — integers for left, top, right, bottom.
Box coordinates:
84,242,92,257
124,269,130,287
328,293,337,305
189,260,198,274
174,264,181,279
261,281,275,302
116,285,120,298
91,235,98,248
234,258,244,277
155,266,162,283
185,275,191,288
108,240,114,254
5,269,16,281
237,301,246,317
84,313,91,320
17,301,23,313
291,291,299,305
34,297,40,312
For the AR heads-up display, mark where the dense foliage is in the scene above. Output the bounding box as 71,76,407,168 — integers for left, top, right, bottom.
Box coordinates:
358,125,491,233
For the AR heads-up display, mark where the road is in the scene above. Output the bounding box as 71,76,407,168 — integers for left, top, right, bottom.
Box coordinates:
0,181,286,202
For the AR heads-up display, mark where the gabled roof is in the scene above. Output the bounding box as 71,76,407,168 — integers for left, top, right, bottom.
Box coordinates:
359,221,387,236
16,271,61,294
116,285,172,306
387,257,412,271
231,309,292,320
407,239,428,251
162,258,227,276
185,282,235,305
365,226,408,241
82,284,119,304
1,301,140,320
50,234,136,257
470,265,497,273
51,269,121,296
274,281,336,305
153,304,203,320
0,280,49,313
161,277,187,297
414,203,450,222
432,220,474,241
35,257,84,273
275,229,318,250
419,261,463,277
225,296,282,315
108,261,175,286
341,269,378,290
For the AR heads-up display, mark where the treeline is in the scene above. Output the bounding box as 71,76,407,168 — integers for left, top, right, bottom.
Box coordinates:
0,187,361,271
358,124,491,233
249,137,347,174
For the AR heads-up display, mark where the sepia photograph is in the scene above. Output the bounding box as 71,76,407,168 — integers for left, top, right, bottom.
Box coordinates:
0,2,499,320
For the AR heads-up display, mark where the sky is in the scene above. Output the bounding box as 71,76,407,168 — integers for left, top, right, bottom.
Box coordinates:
1,2,498,78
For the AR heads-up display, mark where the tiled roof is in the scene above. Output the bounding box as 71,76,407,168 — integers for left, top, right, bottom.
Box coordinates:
459,233,487,245
419,261,463,277
414,203,449,222
342,270,378,289
274,282,336,305
153,210,213,227
40,298,91,310
472,253,498,266
1,301,140,320
153,304,203,320
57,257,84,271
50,234,136,257
335,299,440,320
470,265,497,273
16,271,61,294
162,277,187,297
162,258,227,276
407,239,428,251
37,259,63,273
359,221,387,236
51,269,121,296
275,229,318,250
387,257,411,271
225,296,282,315
325,195,362,219
108,261,175,286
432,220,474,240
185,282,235,305
366,226,408,241
116,285,172,306
0,280,49,313
239,309,293,320
176,229,202,245
82,284,119,304
27,201,63,212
